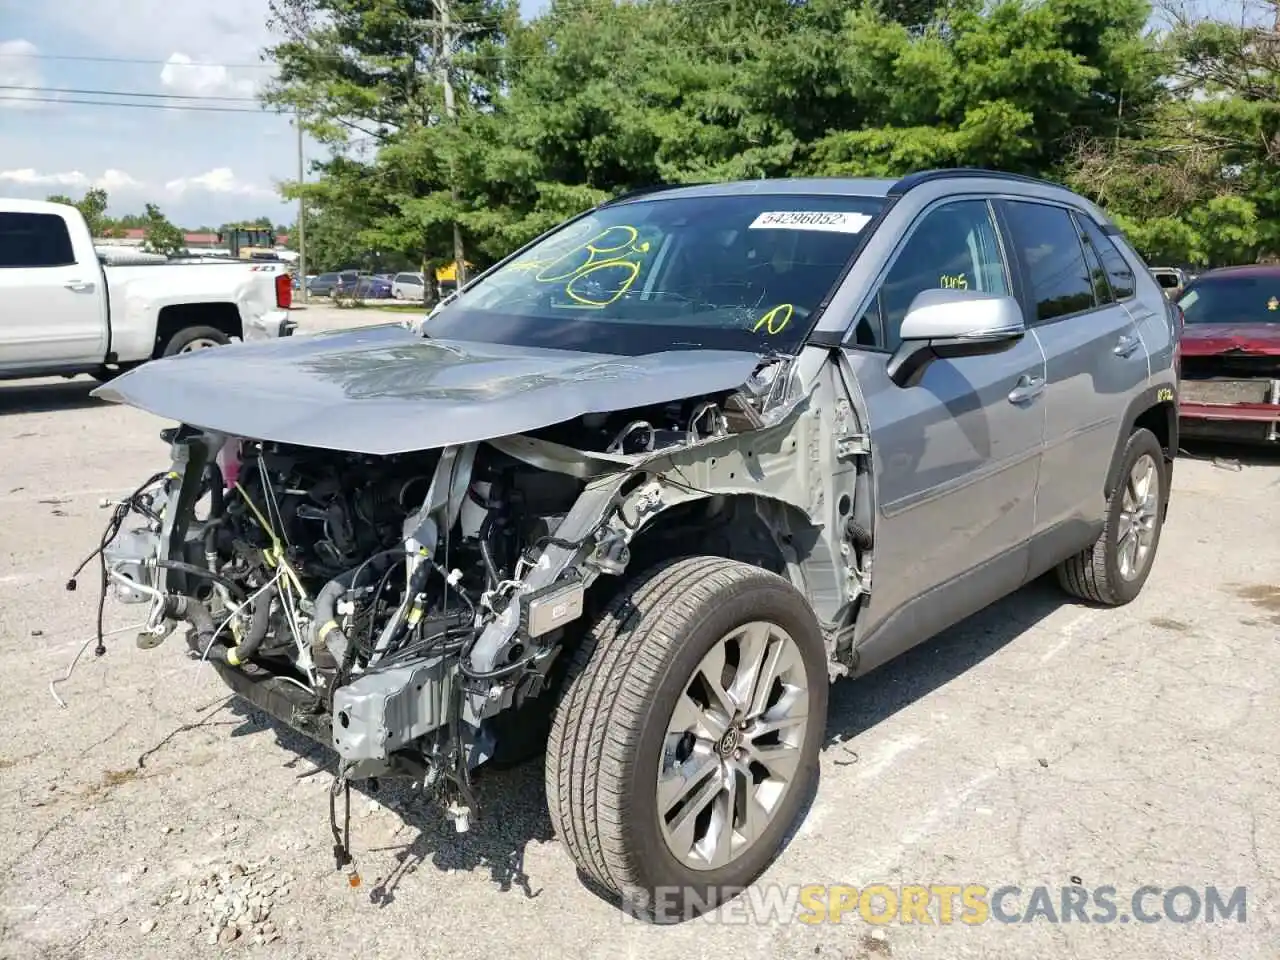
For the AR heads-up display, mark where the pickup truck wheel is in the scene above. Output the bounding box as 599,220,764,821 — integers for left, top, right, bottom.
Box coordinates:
1056,427,1167,606
88,362,141,383
161,326,231,357
545,556,827,922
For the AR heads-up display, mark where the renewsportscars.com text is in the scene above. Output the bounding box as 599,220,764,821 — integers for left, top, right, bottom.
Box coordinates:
620,883,1249,925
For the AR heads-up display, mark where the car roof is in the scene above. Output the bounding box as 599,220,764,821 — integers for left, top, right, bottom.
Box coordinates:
1191,264,1280,280
601,168,1081,206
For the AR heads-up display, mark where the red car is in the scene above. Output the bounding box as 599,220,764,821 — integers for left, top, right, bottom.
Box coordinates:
1176,265,1280,443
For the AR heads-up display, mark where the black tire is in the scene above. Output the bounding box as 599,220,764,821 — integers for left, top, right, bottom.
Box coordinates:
1056,427,1167,605
160,325,231,358
545,556,828,922
88,361,141,383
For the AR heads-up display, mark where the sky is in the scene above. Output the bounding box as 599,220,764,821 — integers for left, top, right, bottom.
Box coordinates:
0,0,546,228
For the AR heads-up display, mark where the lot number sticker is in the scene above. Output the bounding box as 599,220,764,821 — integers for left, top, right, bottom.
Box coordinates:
748,211,872,234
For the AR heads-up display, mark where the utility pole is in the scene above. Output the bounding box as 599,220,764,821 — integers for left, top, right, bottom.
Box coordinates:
438,0,467,287
296,110,308,303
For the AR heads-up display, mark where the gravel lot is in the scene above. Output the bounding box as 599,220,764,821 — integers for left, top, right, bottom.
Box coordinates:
1,308,1277,959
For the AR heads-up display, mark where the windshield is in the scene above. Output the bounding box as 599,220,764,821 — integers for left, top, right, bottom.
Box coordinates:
1178,274,1280,325
422,192,887,355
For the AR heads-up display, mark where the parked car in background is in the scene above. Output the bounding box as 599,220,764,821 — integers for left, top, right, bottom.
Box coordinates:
1176,265,1280,443
1150,266,1190,298
0,198,295,382
307,271,355,298
392,271,428,300
344,274,393,299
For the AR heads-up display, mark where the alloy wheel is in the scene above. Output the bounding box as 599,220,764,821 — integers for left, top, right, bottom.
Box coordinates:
656,620,810,871
1117,452,1160,579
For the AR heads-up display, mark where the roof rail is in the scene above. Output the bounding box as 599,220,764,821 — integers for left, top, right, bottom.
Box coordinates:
598,182,706,207
888,167,1059,197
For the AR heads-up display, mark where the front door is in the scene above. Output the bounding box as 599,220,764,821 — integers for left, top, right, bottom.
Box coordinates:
839,198,1047,672
0,209,106,368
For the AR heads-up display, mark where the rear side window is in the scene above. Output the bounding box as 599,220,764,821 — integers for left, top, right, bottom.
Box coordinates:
1077,217,1135,300
0,212,76,268
1072,213,1114,306
1001,201,1095,322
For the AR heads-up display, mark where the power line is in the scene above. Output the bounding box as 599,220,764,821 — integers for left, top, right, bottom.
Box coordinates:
0,94,280,114
0,84,260,102
0,0,747,70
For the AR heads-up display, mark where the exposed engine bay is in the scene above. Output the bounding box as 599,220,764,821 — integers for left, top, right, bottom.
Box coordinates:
85,356,869,868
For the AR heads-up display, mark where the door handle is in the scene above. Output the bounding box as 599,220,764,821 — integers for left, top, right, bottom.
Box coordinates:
1007,374,1046,404
1114,334,1141,358
64,279,95,292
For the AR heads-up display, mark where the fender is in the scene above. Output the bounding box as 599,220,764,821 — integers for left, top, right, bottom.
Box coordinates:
1104,383,1178,503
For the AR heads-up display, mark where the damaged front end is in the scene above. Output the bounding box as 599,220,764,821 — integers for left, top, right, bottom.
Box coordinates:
89,344,862,860
1179,347,1280,443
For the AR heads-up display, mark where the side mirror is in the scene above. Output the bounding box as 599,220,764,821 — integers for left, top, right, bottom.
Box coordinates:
886,288,1026,388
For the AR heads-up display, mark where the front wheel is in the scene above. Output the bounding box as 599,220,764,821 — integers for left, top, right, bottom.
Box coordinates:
1056,427,1167,605
545,556,828,922
160,326,231,357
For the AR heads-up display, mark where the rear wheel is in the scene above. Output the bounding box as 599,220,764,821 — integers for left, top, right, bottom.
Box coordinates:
545,556,827,922
160,325,231,357
1056,427,1167,605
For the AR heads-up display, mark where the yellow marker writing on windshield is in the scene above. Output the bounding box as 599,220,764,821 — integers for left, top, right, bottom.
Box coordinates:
754,303,794,335
533,225,653,307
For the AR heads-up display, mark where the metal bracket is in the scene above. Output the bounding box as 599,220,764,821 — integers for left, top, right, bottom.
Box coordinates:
836,434,870,460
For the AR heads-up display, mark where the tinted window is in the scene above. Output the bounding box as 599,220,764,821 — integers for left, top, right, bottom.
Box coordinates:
867,199,1010,350
1077,217,1135,299
1178,275,1280,325
1002,201,1095,322
0,212,75,268
430,193,887,355
1073,213,1113,305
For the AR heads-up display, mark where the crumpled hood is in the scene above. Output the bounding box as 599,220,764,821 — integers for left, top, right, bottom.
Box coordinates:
1180,322,1280,356
92,323,766,455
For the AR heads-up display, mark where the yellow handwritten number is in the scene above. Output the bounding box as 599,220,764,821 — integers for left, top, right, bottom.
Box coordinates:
753,303,794,335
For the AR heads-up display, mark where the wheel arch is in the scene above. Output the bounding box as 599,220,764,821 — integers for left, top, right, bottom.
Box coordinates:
1105,386,1177,503
153,302,242,357
580,490,846,645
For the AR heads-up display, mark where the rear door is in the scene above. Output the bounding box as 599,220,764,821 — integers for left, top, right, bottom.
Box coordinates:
840,197,1047,669
994,200,1148,567
0,209,107,368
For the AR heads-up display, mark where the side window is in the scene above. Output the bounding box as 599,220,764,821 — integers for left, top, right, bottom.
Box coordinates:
873,200,1010,350
1001,201,1095,322
1072,212,1113,306
0,212,76,268
1077,216,1136,300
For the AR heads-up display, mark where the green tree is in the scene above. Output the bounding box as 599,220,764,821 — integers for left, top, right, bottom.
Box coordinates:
45,187,117,237
1067,0,1280,265
141,204,186,256
264,0,1168,268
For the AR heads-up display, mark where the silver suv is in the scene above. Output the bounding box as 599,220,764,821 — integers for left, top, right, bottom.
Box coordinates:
91,168,1177,922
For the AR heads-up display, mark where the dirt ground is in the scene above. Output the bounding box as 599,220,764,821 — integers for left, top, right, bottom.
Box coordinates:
1,310,1277,959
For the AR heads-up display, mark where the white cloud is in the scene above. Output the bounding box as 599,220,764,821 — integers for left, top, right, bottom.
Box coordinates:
0,39,43,110
33,0,280,64
0,167,144,190
165,167,277,200
160,53,258,99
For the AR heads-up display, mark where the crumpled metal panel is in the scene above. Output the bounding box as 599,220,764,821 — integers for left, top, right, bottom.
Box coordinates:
91,324,765,455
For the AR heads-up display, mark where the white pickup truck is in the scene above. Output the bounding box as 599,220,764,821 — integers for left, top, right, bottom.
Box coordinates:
0,198,296,382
